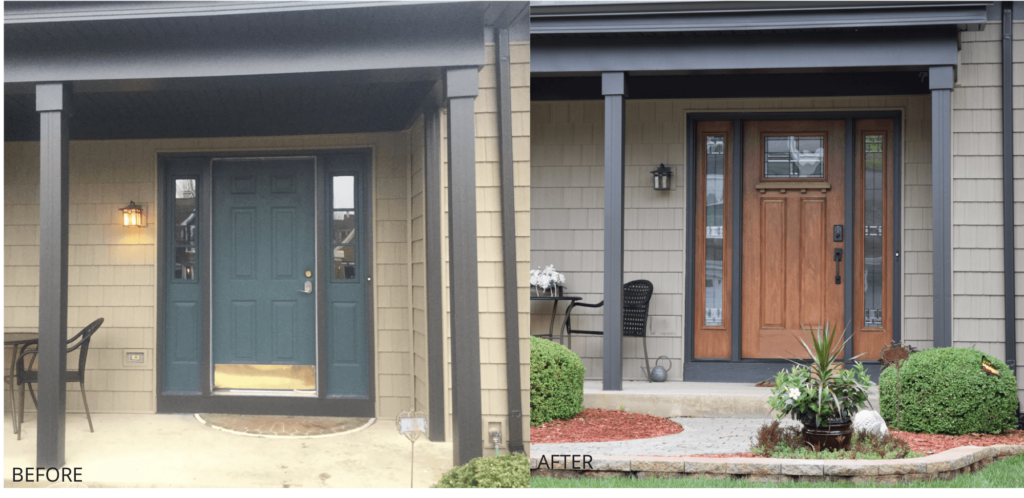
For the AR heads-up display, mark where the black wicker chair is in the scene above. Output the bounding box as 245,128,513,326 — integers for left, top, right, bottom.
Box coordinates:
15,318,104,439
559,280,656,381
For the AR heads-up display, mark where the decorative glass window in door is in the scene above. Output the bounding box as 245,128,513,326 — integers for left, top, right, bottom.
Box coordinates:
705,136,725,326
863,135,884,327
764,136,824,178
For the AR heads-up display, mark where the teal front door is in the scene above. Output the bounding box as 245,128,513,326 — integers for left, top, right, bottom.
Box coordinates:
212,158,317,390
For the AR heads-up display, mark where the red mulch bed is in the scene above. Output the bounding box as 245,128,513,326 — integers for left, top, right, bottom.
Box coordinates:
531,408,684,444
892,429,1024,455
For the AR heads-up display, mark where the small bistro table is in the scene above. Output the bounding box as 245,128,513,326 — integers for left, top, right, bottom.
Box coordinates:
4,334,39,439
530,295,581,345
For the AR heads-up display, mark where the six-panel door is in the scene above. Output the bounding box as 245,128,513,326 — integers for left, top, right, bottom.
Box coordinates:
211,159,318,390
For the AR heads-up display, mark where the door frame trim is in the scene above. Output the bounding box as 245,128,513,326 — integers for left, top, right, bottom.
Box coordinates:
156,148,376,416
684,111,902,383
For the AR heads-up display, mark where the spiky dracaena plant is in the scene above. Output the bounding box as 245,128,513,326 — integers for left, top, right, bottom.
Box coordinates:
767,321,875,427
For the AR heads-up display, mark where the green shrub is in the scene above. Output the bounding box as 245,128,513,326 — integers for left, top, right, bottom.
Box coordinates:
879,347,1018,434
433,454,529,488
530,336,584,425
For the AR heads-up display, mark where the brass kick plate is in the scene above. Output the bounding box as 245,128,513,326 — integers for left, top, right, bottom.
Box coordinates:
214,364,315,390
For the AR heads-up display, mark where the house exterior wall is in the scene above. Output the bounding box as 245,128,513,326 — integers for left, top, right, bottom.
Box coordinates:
531,95,933,380
4,131,415,419
952,23,1010,367
440,40,531,453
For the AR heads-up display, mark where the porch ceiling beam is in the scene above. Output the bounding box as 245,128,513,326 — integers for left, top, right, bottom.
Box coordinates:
602,72,626,392
445,66,483,466
532,29,958,74
35,82,71,467
930,65,954,349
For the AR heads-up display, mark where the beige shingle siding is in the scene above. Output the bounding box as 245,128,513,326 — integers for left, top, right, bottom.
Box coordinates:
1014,21,1024,401
954,23,1008,367
532,96,932,377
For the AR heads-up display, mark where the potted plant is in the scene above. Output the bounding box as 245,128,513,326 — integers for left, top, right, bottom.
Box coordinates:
530,265,565,297
767,321,875,451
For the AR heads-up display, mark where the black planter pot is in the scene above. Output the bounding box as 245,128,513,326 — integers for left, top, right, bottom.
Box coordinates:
799,415,853,451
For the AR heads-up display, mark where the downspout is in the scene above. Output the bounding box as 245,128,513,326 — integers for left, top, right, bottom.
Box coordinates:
1002,3,1018,376
496,26,525,454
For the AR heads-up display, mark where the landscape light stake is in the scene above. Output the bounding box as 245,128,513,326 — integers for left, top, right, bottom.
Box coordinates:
396,410,427,488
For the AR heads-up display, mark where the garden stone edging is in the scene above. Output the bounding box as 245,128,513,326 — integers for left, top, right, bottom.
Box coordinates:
530,444,1024,483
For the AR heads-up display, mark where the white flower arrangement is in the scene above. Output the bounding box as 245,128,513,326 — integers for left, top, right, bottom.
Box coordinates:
530,265,565,295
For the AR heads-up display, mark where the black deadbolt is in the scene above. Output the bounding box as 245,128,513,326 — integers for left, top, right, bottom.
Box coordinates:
833,225,844,242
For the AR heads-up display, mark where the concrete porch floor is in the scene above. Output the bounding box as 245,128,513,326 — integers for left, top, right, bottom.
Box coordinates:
582,380,881,418
4,412,453,488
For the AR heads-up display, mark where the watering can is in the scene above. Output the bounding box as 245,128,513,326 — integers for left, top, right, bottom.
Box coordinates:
645,356,672,382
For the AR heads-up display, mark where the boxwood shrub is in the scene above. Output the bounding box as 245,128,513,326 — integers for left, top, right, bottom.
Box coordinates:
879,347,1018,435
530,336,584,425
433,453,528,488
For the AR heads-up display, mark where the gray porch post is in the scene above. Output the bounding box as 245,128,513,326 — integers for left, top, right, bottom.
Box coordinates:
445,67,483,465
35,82,71,467
602,72,626,391
930,65,954,349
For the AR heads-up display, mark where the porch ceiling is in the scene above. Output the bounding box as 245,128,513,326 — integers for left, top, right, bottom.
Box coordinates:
4,70,438,141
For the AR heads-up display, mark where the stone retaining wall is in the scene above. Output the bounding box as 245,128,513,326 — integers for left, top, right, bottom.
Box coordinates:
531,445,1024,484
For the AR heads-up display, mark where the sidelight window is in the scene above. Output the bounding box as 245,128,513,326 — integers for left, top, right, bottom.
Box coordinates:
173,178,198,280
863,135,884,327
705,136,725,326
331,176,357,280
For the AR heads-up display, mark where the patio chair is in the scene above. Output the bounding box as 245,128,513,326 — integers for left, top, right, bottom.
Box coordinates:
15,318,104,438
559,280,656,382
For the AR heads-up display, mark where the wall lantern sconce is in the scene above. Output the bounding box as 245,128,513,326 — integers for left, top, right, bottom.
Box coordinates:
651,163,672,191
121,201,145,227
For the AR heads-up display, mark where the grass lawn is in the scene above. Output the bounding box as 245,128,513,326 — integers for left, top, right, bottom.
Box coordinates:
531,454,1024,488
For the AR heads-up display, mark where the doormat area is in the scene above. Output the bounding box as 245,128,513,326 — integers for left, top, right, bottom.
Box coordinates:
196,413,374,438
531,408,683,444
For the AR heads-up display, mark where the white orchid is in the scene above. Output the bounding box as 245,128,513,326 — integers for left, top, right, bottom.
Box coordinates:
530,265,566,290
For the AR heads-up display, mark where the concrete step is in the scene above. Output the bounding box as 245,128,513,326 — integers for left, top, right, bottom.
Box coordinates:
583,381,881,418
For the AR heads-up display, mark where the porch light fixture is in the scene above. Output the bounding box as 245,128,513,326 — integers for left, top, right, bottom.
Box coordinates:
121,201,144,227
651,163,672,191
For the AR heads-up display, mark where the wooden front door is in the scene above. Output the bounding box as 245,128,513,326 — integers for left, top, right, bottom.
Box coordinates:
741,120,846,359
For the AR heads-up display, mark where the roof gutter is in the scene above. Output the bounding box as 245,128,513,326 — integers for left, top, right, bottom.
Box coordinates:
3,1,444,24
530,1,991,34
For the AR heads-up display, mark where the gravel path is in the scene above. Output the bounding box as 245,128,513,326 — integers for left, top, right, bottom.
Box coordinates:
530,417,800,456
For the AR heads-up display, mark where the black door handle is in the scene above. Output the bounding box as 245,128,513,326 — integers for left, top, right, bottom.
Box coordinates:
834,248,843,284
